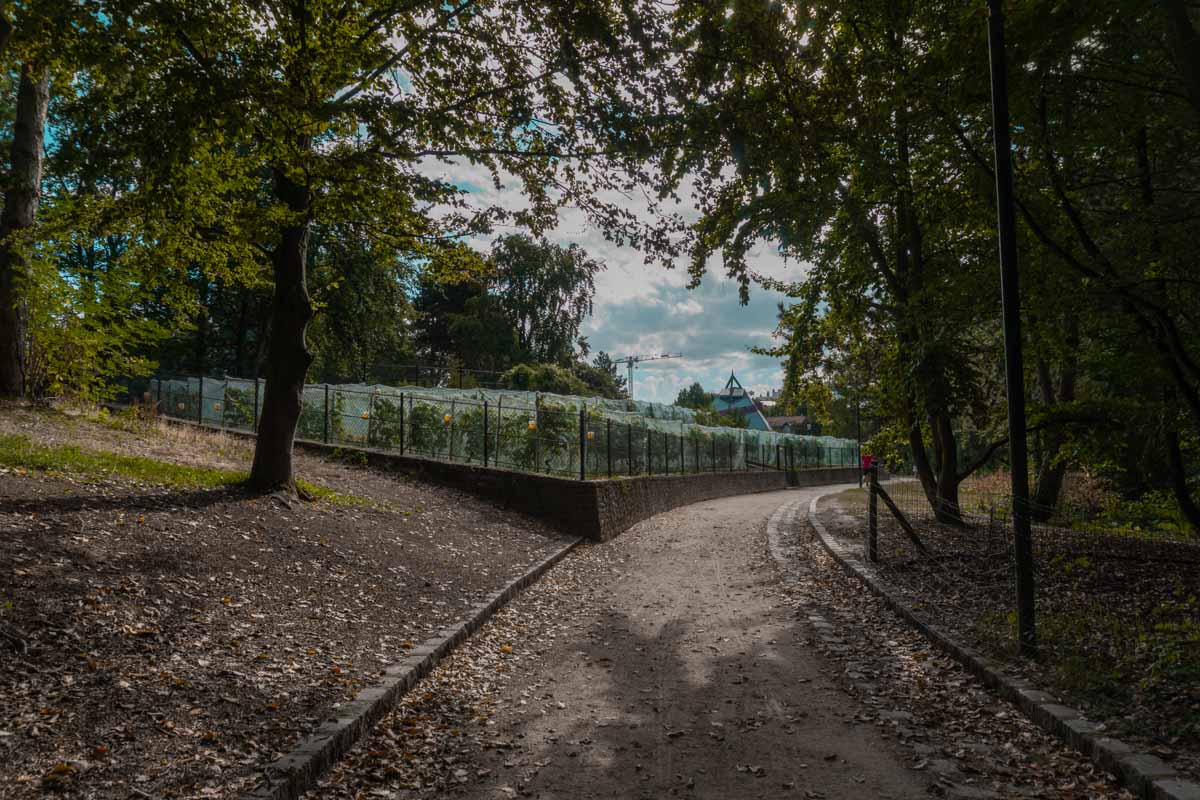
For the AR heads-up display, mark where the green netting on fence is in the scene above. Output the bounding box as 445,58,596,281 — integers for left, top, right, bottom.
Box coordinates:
149,376,861,479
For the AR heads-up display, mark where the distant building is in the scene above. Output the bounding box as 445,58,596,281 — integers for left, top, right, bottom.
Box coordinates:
764,415,816,435
711,372,772,431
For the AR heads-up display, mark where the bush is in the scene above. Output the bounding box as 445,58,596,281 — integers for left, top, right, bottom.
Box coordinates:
407,401,449,456
500,363,589,396
368,396,404,448
297,391,344,441
223,386,255,429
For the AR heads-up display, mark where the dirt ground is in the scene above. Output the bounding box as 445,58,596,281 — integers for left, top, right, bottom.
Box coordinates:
0,406,568,798
817,486,1200,784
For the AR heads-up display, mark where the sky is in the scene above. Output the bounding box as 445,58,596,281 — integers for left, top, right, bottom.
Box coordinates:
421,159,811,405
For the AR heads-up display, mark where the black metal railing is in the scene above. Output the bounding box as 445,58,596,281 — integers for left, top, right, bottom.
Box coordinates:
140,374,862,481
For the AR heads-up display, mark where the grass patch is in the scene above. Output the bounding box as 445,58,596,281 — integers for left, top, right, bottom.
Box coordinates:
0,433,371,507
296,479,372,507
0,432,244,489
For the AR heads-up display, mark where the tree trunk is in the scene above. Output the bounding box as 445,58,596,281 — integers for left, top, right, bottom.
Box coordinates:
1163,0,1200,121
1165,427,1200,533
907,410,964,524
1031,342,1077,520
930,412,963,523
0,64,49,397
248,167,314,494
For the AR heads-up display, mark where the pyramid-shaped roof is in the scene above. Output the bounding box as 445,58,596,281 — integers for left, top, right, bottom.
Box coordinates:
711,372,772,431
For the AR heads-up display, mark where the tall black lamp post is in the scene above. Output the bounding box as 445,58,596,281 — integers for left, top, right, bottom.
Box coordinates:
986,0,1037,657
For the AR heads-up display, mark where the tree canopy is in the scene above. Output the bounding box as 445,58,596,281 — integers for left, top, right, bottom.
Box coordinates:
1,0,1198,528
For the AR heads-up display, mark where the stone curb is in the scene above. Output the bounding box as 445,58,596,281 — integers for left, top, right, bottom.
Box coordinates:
240,535,583,800
797,492,1200,800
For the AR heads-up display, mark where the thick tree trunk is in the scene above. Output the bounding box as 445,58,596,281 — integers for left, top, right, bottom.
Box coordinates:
907,410,964,524
1163,0,1200,121
908,414,939,501
1031,345,1077,520
248,168,314,493
930,412,963,523
0,64,49,397
1165,427,1200,533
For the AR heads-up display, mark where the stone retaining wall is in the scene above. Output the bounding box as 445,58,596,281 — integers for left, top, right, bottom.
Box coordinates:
298,439,859,540
157,418,860,541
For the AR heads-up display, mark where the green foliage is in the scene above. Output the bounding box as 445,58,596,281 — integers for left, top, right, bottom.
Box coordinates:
572,353,627,400
222,386,255,429
296,392,344,442
413,235,607,380
368,396,404,449
691,407,747,429
500,363,589,396
500,404,575,473
452,406,488,464
674,382,710,409
406,402,449,457
489,234,601,365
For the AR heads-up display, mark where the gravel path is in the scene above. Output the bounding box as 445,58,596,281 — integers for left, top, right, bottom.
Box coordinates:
318,487,929,799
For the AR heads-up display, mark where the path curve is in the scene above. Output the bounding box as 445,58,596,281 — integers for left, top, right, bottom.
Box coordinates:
452,486,928,799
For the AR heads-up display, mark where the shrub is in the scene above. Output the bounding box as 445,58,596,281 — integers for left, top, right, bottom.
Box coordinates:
500,363,589,396
406,401,448,456
223,386,255,429
368,396,404,448
297,391,345,441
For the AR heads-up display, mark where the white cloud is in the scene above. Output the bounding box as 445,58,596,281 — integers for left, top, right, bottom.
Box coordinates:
419,157,813,403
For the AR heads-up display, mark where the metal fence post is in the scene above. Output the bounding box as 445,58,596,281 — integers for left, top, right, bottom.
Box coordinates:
496,396,503,465
578,408,586,481
323,385,330,443
647,429,652,475
399,393,406,455
711,436,716,473
368,392,377,446
693,438,699,475
252,378,259,431
156,379,162,415
197,376,204,425
867,462,879,562
626,423,632,475
483,400,490,467
606,419,613,478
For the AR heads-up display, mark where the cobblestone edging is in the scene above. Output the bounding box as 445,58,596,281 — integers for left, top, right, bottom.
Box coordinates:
790,492,1200,800
240,536,583,800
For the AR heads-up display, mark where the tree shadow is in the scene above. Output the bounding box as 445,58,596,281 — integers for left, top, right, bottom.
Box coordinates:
466,605,928,800
0,483,252,516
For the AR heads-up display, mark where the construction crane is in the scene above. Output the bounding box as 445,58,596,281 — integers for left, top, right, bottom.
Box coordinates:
613,353,682,398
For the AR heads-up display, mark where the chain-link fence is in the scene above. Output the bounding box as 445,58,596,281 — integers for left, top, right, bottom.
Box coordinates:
140,374,861,480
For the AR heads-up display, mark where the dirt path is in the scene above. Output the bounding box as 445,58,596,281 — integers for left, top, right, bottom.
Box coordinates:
450,487,927,800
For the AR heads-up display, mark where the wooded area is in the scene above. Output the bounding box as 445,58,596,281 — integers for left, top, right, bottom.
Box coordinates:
0,0,1197,528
